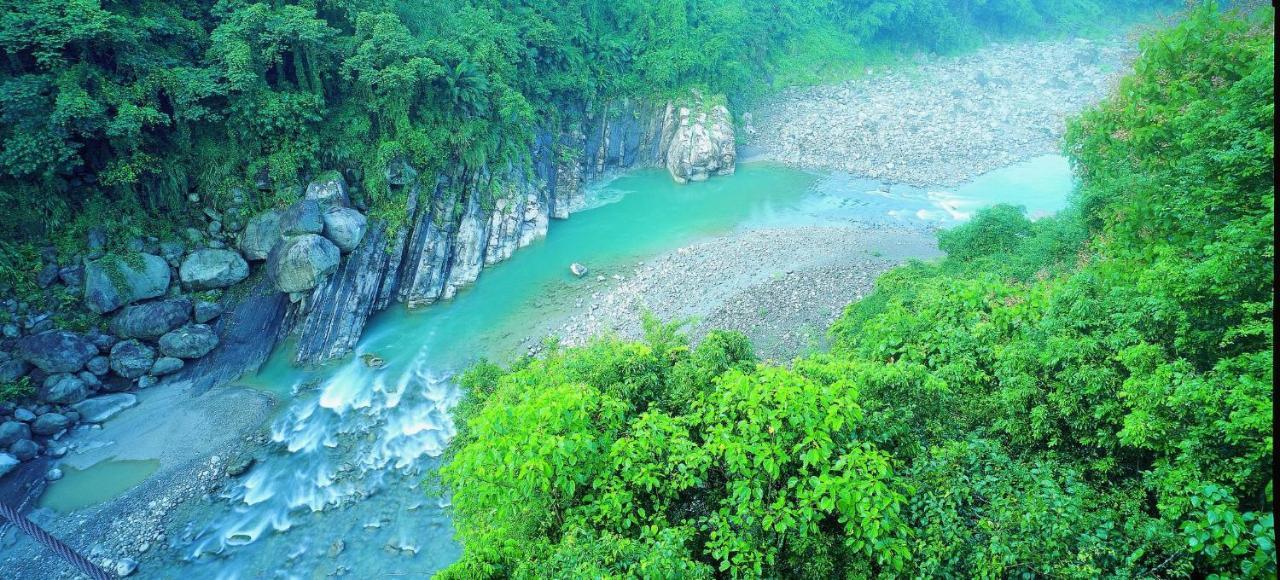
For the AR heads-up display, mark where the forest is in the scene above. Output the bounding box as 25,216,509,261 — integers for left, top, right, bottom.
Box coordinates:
1,0,1170,255
438,5,1274,577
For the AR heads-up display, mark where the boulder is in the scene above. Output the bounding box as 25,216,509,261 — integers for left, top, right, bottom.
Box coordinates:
238,209,282,261
280,200,324,236
664,102,736,184
150,356,184,376
109,340,156,379
13,408,34,422
0,453,18,478
86,356,110,376
72,393,138,423
83,253,170,313
194,300,224,323
109,298,192,340
180,249,249,290
30,413,71,436
37,264,60,288
305,173,350,208
58,265,85,288
9,438,38,461
17,331,97,373
158,241,186,266
158,324,219,359
0,421,30,447
570,263,588,277
41,374,88,405
321,207,368,252
268,234,340,293
0,358,28,383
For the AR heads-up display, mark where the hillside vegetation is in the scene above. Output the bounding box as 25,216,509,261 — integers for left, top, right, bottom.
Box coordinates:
439,6,1274,577
0,0,1171,252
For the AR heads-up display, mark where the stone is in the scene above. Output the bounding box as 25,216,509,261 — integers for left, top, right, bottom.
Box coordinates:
158,241,186,265
13,408,35,422
137,375,158,389
158,325,219,359
321,207,368,252
180,249,249,290
72,393,138,423
16,331,97,373
570,263,588,277
225,455,255,477
77,370,101,389
194,300,224,323
86,356,110,376
110,340,156,379
115,557,138,577
267,234,340,293
41,373,88,404
238,209,282,261
58,265,85,288
0,358,28,382
108,298,192,340
9,438,38,461
46,467,63,480
1,323,17,338
0,453,18,478
150,356,184,376
0,421,31,447
305,173,350,208
30,413,71,436
83,253,170,313
280,200,324,236
37,264,60,288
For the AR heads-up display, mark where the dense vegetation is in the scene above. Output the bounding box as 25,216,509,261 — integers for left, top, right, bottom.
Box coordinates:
0,0,1171,254
439,5,1274,577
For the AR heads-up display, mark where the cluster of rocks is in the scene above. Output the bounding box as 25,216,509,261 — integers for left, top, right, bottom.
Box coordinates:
660,92,737,183
745,36,1137,185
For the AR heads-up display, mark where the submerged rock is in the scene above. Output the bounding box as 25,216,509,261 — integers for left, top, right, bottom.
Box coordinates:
268,234,340,293
83,253,170,313
180,249,249,290
570,263,588,277
17,331,97,373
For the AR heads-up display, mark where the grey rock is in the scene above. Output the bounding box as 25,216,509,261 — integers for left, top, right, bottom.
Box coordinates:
0,358,28,382
238,209,282,261
83,253,170,313
72,393,138,423
86,356,110,376
42,373,88,405
77,370,101,389
664,100,736,184
194,300,224,323
115,557,139,577
58,265,85,288
150,356,184,376
280,200,324,236
268,234,340,293
158,325,219,359
0,421,31,447
30,412,71,436
109,298,192,340
109,340,156,379
87,331,117,352
180,249,249,290
0,453,18,478
9,438,37,461
46,467,63,480
37,264,60,288
13,408,35,422
137,375,158,389
1,323,18,338
321,207,367,253
16,331,97,373
158,241,186,265
305,173,350,208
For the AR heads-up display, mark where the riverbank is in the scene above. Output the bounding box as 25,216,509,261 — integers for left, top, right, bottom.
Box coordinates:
742,32,1141,185
537,226,940,362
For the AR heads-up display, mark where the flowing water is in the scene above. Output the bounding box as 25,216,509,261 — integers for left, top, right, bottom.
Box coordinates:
47,156,1073,578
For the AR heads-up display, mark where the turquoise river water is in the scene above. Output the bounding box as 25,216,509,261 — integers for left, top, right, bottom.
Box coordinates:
39,156,1074,577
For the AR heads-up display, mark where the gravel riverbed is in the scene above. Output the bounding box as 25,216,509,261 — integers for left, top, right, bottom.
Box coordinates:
743,32,1141,185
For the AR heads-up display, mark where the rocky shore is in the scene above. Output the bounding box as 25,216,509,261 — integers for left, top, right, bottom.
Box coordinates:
743,33,1139,185
538,226,940,362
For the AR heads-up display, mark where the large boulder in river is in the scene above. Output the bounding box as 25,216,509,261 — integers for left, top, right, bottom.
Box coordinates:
280,200,324,236
109,339,156,380
305,173,350,208
663,101,736,184
268,234,340,293
239,209,282,261
83,253,170,313
180,249,249,290
17,331,97,373
158,324,219,359
321,207,367,252
109,298,191,340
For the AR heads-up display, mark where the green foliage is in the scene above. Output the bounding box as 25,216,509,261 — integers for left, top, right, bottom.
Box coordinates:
442,6,1273,578
0,376,35,404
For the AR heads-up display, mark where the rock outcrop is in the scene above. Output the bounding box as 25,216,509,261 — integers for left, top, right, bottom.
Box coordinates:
663,99,736,183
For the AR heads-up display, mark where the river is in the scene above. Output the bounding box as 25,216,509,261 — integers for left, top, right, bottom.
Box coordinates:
35,155,1073,577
